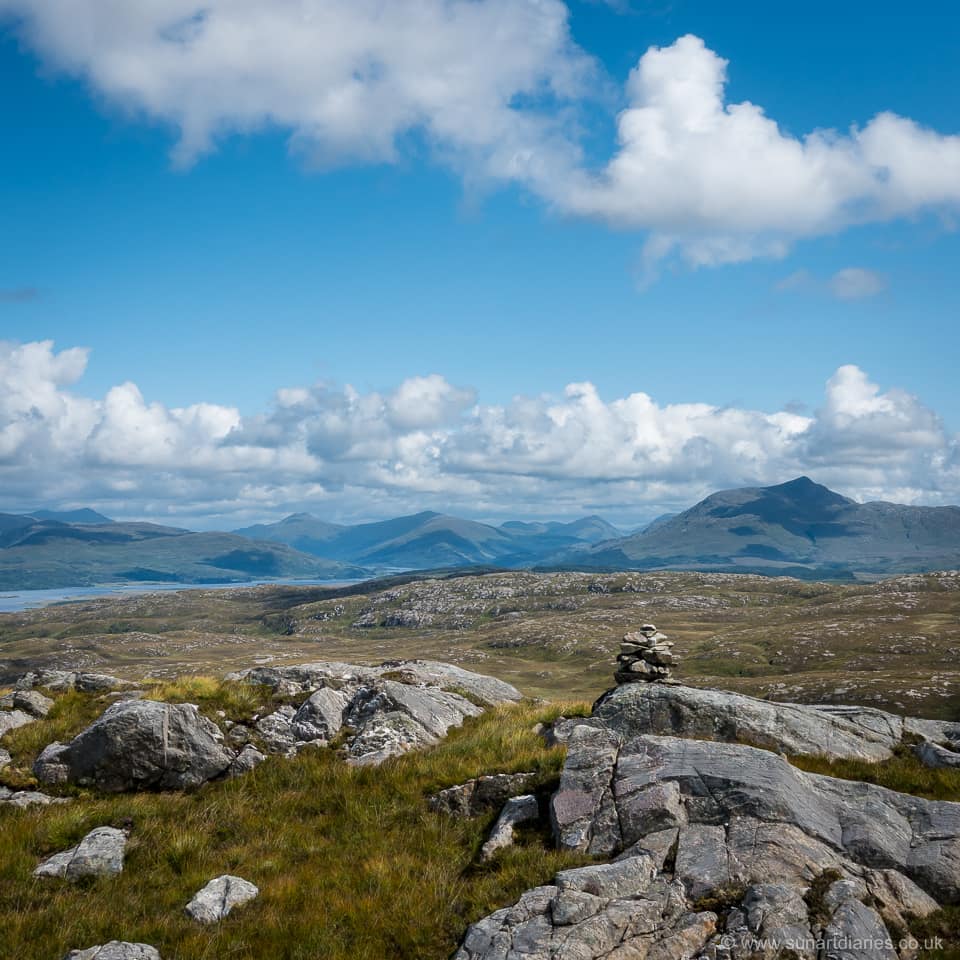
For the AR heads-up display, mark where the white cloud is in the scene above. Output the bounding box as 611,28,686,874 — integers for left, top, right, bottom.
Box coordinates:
829,267,888,301
559,35,960,267
2,10,958,267
1,340,958,524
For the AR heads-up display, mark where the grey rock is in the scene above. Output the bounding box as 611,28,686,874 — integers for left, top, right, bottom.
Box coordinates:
226,744,266,778
864,868,939,931
185,874,259,923
429,772,538,817
0,708,35,738
0,689,54,717
35,699,234,792
33,741,71,785
255,705,297,755
674,824,729,900
555,733,960,903
17,670,133,693
480,795,540,861
0,786,70,808
0,746,10,769
64,942,161,960
290,686,348,743
34,826,127,880
594,684,903,761
823,898,897,960
344,680,484,765
914,739,960,769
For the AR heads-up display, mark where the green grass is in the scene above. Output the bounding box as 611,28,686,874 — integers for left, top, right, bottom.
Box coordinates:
0,695,593,960
789,745,960,802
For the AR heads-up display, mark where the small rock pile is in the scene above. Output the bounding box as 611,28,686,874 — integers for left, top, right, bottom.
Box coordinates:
614,623,679,685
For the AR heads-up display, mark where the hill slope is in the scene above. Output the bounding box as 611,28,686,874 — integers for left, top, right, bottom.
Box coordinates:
0,515,365,589
576,476,960,577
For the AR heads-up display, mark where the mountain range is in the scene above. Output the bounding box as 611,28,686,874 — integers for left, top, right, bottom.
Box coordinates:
3,477,959,590
0,514,365,590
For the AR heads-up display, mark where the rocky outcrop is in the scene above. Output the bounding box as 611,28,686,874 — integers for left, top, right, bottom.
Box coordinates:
456,686,959,960
232,659,522,765
34,699,234,792
34,826,127,880
594,681,960,764
227,744,267,778
64,942,160,959
185,875,259,923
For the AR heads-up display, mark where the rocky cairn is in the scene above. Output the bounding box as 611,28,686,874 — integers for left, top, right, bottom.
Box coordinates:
614,623,679,685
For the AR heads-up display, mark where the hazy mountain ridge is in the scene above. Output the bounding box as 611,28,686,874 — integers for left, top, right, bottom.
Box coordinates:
573,476,960,578
235,510,624,570
0,514,365,589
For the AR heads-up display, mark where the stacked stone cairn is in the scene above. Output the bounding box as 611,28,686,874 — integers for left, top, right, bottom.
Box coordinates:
614,623,679,685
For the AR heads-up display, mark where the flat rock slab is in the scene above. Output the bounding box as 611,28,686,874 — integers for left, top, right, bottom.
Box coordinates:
185,875,259,923
64,943,160,960
35,826,127,880
36,699,234,792
593,683,906,762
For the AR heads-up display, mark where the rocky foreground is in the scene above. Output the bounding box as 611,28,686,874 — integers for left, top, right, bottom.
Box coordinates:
3,658,960,958
456,682,960,960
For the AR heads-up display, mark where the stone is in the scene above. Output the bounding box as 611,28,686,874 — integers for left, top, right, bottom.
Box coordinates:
290,687,349,743
823,898,898,960
0,786,70,808
17,671,134,694
185,875,259,923
0,708,35,737
34,826,127,880
344,680,484,765
674,824,729,900
33,741,71,784
914,739,960,769
64,943,161,960
594,683,903,761
226,744,266,778
255,705,297,755
0,747,10,769
35,699,234,792
0,689,54,717
480,795,540,861
613,625,680,686
429,772,538,817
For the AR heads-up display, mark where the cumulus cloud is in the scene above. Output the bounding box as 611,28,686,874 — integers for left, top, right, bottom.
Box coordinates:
829,267,888,300
1,9,958,267
1,340,958,524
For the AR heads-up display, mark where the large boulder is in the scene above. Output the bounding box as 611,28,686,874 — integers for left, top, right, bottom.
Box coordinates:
0,689,54,717
456,690,956,960
34,699,234,792
17,670,134,694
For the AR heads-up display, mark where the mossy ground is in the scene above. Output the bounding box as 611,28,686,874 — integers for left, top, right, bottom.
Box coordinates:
0,685,593,960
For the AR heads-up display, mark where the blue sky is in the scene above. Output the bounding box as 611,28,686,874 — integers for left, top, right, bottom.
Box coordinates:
0,1,958,526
